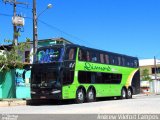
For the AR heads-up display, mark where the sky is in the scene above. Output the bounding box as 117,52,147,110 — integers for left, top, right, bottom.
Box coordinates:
0,0,160,59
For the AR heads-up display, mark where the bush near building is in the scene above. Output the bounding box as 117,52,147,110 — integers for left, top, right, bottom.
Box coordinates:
0,39,30,99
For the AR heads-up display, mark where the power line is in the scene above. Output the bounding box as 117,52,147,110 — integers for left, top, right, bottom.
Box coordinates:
1,13,154,57
0,12,93,47
0,1,94,47
16,4,31,9
38,19,94,47
1,0,31,10
0,13,12,17
0,13,158,59
1,0,28,46
0,13,159,59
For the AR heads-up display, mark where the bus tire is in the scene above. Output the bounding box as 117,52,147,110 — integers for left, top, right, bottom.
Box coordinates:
121,88,127,99
86,88,96,102
75,88,85,104
127,88,132,99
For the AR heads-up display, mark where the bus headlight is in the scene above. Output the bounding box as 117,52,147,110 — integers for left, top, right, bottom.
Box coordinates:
51,90,61,94
31,91,36,94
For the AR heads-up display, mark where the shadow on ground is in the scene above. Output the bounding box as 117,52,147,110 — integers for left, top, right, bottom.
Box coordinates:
26,97,122,106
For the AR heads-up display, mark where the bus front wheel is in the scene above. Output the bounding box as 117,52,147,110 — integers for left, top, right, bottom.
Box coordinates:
76,88,85,104
86,88,96,102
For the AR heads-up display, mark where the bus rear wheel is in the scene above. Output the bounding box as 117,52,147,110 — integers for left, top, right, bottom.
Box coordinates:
75,88,85,104
127,88,132,99
121,88,127,99
86,88,96,102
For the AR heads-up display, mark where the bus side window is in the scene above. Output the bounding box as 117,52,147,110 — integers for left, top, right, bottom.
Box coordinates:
68,48,75,60
134,60,138,67
109,55,115,65
78,49,82,60
122,57,125,66
118,56,121,66
105,54,109,64
86,51,90,61
91,52,99,62
126,58,134,67
126,58,130,67
78,71,91,83
91,52,96,62
96,72,102,83
113,56,118,65
96,53,100,62
100,54,104,63
78,49,87,61
130,59,134,67
63,70,74,85
66,48,76,60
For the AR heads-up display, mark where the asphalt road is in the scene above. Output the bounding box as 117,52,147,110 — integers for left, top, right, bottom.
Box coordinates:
0,95,160,114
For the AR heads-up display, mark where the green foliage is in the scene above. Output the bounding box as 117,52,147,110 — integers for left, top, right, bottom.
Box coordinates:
141,69,152,81
14,32,21,37
0,38,30,72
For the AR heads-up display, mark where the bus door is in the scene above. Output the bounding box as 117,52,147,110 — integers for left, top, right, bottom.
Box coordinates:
63,47,77,85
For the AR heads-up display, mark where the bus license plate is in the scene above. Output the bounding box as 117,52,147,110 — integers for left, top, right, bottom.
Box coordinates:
40,96,46,99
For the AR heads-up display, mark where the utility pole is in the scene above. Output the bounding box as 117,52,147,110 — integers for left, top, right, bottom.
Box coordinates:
154,56,157,94
13,0,18,46
32,1,52,62
3,0,27,46
33,0,38,61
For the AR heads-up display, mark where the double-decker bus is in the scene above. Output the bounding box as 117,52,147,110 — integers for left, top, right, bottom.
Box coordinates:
31,44,140,103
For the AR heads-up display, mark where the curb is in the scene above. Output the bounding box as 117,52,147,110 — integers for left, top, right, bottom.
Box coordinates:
133,93,160,97
133,94,146,97
0,100,26,107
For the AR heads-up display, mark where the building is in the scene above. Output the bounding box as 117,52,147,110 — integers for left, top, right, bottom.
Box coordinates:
139,59,160,94
0,37,72,64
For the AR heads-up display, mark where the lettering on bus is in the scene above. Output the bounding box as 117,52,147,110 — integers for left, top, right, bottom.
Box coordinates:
84,62,111,72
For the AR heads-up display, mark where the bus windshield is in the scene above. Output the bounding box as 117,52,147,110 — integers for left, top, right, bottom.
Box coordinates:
37,47,64,63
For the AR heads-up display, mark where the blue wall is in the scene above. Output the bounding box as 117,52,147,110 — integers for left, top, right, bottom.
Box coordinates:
0,67,31,99
15,68,31,99
0,70,16,98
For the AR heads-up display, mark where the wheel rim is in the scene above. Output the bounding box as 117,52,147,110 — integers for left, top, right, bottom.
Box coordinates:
88,91,94,100
78,90,84,101
122,89,126,98
128,89,132,97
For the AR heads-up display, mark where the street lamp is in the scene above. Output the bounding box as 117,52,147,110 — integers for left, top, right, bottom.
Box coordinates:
37,4,53,19
33,0,52,62
47,4,52,9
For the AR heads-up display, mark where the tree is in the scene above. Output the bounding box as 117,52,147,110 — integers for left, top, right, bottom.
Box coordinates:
0,38,30,72
141,69,152,81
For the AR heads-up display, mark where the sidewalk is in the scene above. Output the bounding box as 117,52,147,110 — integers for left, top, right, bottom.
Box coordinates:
0,94,159,107
133,93,160,97
0,99,26,107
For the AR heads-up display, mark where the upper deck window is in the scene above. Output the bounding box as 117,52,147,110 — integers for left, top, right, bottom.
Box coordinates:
65,47,77,60
100,54,104,63
134,60,138,67
105,54,109,64
78,48,100,62
37,47,64,63
78,49,87,61
91,52,99,62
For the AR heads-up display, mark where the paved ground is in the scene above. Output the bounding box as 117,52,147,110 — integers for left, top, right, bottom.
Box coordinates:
0,94,160,114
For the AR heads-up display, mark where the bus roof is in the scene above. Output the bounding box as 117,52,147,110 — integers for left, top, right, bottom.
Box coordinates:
65,44,138,60
38,44,138,60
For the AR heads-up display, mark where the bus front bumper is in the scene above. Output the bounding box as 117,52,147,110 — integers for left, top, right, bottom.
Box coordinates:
31,89,62,100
